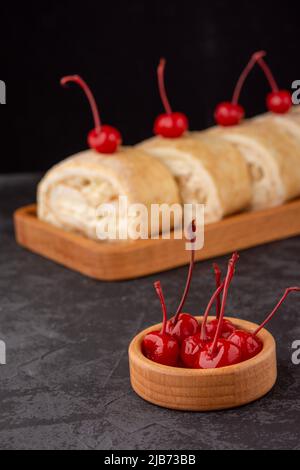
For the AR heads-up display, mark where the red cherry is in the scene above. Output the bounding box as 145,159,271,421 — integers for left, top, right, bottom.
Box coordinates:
229,286,300,362
214,51,267,127
267,90,292,114
181,333,207,369
166,221,198,344
154,58,189,138
209,253,239,351
61,75,122,154
88,125,122,154
202,258,236,340
255,53,292,115
142,281,179,367
154,112,188,138
196,339,241,369
205,318,236,340
227,330,263,362
199,278,226,342
214,51,292,126
214,102,245,127
199,254,238,347
142,330,179,367
198,253,241,370
181,273,226,368
166,313,199,345
181,335,241,370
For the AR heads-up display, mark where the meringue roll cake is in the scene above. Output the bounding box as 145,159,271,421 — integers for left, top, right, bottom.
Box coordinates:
197,114,300,211
138,137,251,223
38,148,180,240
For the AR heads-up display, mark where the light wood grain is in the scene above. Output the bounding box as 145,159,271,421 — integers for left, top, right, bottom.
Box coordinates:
129,317,277,411
14,199,300,281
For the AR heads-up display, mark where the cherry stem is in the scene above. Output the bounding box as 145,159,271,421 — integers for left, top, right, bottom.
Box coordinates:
254,287,300,336
157,58,172,115
61,75,102,134
154,281,168,335
210,253,239,355
256,54,279,94
200,281,225,341
232,51,268,105
213,263,222,318
174,220,196,323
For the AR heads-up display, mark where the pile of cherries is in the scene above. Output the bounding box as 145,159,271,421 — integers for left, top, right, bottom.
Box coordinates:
142,234,300,369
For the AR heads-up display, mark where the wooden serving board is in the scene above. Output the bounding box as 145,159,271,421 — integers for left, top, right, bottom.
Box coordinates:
14,201,300,281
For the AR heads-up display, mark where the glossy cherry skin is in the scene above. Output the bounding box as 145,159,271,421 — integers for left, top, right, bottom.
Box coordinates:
181,333,208,368
205,318,236,340
214,102,245,127
195,339,242,369
166,313,200,345
267,90,292,114
88,125,122,154
142,331,180,367
154,112,189,138
227,330,263,362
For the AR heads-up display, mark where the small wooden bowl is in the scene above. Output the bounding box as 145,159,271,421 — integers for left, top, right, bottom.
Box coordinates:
129,317,277,411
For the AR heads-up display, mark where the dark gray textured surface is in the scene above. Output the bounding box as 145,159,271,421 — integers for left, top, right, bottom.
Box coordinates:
1,174,300,450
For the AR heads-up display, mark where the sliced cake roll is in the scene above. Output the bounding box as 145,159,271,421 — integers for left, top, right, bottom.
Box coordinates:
197,116,300,210
38,148,180,241
253,109,300,144
138,137,252,223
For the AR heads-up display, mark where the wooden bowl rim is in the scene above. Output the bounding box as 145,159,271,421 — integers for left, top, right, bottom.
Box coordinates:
129,316,276,376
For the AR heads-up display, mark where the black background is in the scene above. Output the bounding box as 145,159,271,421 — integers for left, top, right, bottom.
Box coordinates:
1,0,300,173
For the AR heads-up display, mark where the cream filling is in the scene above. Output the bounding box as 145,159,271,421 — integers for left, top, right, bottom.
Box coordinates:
44,176,118,239
40,174,153,241
222,135,285,210
143,147,223,223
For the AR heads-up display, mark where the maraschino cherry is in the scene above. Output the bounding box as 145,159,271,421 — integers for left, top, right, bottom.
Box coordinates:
181,256,240,369
195,253,242,369
255,52,292,114
165,221,199,344
61,75,122,154
154,59,189,138
228,287,300,362
205,317,236,340
142,281,180,367
214,103,245,128
196,336,241,369
181,280,225,368
215,51,266,126
205,262,236,339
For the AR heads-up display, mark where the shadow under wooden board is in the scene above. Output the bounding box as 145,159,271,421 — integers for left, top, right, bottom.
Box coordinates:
14,201,300,281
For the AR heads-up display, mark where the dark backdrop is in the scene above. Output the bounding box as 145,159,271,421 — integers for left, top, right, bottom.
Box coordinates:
1,0,300,173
